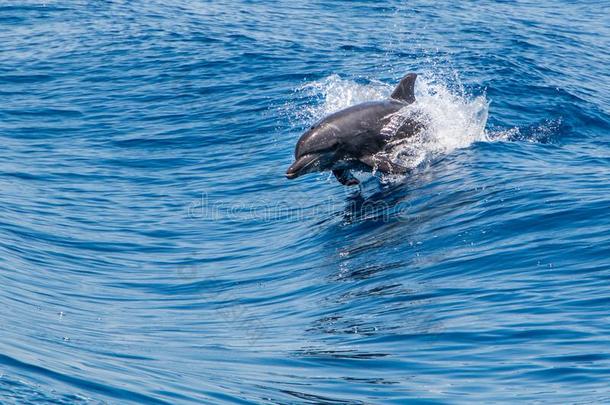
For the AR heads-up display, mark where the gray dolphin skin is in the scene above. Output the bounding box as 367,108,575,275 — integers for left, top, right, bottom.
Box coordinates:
286,73,423,186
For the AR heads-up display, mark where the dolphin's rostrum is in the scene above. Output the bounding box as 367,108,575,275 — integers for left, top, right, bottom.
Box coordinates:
286,73,423,186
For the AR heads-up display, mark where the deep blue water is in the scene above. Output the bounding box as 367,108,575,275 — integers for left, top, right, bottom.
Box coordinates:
1,0,610,403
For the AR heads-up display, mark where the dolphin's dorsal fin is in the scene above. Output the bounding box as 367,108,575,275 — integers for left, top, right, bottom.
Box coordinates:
390,73,417,103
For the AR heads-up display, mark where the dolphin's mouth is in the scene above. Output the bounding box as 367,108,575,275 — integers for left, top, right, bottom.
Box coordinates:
286,154,321,179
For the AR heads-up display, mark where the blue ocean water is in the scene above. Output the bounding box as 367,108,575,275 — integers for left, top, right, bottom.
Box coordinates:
1,0,609,403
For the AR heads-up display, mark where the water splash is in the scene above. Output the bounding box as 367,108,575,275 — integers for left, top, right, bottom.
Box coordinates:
487,118,564,144
298,74,392,119
294,74,490,175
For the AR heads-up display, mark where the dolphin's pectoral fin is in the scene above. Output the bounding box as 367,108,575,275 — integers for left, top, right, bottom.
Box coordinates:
390,73,417,104
333,169,360,186
360,155,408,175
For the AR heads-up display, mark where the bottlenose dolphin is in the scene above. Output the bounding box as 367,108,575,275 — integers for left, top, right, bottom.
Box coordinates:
286,73,423,186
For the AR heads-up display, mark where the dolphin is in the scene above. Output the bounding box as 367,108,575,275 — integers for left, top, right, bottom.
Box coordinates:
285,73,424,186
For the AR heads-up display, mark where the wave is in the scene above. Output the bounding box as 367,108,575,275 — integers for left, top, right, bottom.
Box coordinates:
289,73,568,185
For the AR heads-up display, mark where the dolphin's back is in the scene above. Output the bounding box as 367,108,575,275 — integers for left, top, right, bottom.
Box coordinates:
295,101,397,158
327,101,406,155
324,101,402,128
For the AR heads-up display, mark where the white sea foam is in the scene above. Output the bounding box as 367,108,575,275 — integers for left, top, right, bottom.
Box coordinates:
486,118,562,143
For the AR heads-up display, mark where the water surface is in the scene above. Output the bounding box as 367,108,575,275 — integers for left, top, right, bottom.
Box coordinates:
1,1,609,403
